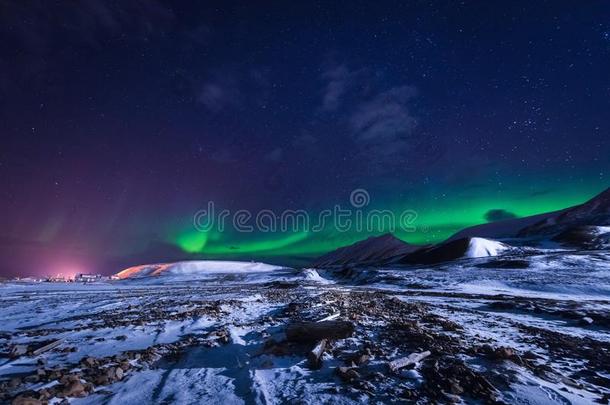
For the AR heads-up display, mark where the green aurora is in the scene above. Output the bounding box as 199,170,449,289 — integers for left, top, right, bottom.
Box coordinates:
170,181,607,259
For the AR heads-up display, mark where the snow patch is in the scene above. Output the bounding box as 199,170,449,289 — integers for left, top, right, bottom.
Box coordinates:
593,226,610,235
302,269,332,284
465,237,509,258
116,260,285,279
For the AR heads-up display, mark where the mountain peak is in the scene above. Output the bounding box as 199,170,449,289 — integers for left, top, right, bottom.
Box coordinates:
312,233,419,267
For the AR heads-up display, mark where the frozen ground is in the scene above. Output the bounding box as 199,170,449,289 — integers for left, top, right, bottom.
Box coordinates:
1,251,610,404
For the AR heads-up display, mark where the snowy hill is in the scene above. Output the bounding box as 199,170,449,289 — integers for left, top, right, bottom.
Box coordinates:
465,237,509,257
552,225,610,249
519,187,610,237
447,187,610,243
312,234,515,268
115,260,285,280
446,210,566,241
401,237,512,265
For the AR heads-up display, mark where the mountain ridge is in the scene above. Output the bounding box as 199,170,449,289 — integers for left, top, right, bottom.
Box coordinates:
311,233,421,267
311,187,609,267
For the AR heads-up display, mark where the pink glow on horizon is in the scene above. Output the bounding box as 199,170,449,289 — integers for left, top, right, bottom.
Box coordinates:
44,261,90,280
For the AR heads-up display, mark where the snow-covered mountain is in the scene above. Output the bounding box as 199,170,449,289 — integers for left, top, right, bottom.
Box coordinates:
446,210,566,241
552,225,610,249
311,234,420,267
448,187,610,242
311,188,609,269
115,260,284,279
313,235,512,268
518,187,610,237
400,237,512,265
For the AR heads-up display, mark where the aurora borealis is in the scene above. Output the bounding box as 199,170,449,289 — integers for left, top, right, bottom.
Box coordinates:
0,1,609,276
169,179,604,259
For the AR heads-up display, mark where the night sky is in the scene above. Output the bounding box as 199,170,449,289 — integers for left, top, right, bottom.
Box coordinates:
1,1,609,276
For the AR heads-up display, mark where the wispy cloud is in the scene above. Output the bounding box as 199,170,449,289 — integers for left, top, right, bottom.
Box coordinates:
346,83,420,170
197,75,242,113
318,62,419,169
320,64,353,111
196,67,273,113
349,85,418,157
264,147,284,162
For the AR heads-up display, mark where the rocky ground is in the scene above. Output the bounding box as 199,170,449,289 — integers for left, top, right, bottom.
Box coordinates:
1,270,609,405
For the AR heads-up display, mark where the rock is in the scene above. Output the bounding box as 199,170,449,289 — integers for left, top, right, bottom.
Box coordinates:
83,356,96,367
32,339,63,355
448,379,464,394
38,389,51,400
495,347,514,359
11,396,42,405
94,374,110,385
9,345,28,358
389,350,431,371
115,367,124,380
23,375,39,384
561,376,583,389
61,380,86,397
355,379,375,393
522,351,540,360
355,354,370,365
46,369,61,380
59,374,79,385
420,358,498,403
400,369,422,380
480,345,518,362
285,321,355,343
210,329,230,344
106,367,118,381
400,388,418,400
336,366,361,381
370,371,385,381
307,339,327,368
8,377,22,388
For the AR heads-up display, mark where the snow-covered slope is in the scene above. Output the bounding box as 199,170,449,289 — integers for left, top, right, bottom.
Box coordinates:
446,210,566,241
115,260,284,280
465,237,509,257
447,187,610,243
401,237,512,265
518,187,610,237
552,225,610,249
301,268,333,284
